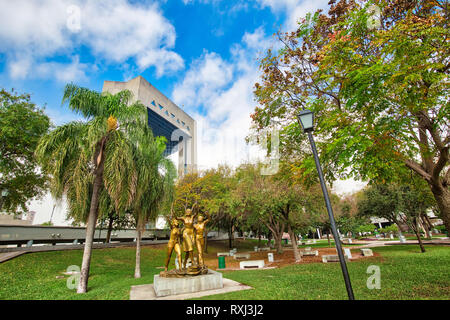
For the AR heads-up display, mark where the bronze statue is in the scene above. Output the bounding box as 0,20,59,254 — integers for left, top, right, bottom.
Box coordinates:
194,211,210,267
164,218,182,272
160,203,209,278
175,204,198,269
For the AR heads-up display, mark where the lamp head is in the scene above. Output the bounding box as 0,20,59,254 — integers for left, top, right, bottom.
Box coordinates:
297,109,314,133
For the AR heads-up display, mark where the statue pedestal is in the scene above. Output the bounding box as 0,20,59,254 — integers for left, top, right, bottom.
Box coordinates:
153,269,223,297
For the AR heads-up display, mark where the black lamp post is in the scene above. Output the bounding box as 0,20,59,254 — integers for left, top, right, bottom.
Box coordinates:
297,109,355,300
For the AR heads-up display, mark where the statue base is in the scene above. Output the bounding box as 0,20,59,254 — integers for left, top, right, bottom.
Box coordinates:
153,269,223,297
159,265,208,278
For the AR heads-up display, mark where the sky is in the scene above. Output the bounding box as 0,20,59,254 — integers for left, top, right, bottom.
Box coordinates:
0,0,366,225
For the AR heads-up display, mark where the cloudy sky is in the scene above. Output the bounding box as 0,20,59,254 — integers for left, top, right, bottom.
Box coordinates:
0,0,365,225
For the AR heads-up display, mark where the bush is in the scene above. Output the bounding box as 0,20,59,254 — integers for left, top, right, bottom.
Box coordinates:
435,225,448,234
379,224,399,234
356,224,376,234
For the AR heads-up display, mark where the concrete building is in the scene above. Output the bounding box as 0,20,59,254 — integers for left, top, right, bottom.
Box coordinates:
0,214,33,226
102,76,197,176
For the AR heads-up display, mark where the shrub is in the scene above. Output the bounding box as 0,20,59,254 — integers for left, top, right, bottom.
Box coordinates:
379,224,399,234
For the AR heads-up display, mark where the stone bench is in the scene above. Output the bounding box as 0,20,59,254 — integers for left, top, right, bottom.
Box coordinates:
239,260,265,269
360,248,373,257
217,252,230,257
260,247,271,251
300,250,318,256
322,255,349,263
233,253,251,260
344,248,352,259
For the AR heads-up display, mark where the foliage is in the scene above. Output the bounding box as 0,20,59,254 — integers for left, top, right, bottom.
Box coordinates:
379,224,399,234
0,89,50,213
355,224,376,234
251,0,450,233
357,183,403,225
36,87,147,222
435,225,447,234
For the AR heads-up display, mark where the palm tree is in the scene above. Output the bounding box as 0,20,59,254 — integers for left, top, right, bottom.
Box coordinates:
131,126,176,278
36,84,147,293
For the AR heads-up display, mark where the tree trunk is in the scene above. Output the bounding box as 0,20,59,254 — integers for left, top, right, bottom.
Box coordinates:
258,233,261,248
77,170,103,294
413,217,426,253
228,225,233,249
430,183,450,234
267,233,272,248
134,229,142,278
420,215,433,239
105,216,114,243
273,233,283,254
204,227,208,254
326,230,331,247
288,225,301,262
423,214,435,235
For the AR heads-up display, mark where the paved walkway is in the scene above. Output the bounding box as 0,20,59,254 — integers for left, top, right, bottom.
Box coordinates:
358,238,450,248
0,251,28,263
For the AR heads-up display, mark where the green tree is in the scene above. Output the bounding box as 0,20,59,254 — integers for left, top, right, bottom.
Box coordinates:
398,179,436,252
252,0,450,234
357,184,405,233
0,89,50,213
36,84,147,293
233,163,310,258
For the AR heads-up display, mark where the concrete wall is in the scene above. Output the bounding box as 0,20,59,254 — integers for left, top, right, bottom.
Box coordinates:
0,224,170,245
0,215,32,226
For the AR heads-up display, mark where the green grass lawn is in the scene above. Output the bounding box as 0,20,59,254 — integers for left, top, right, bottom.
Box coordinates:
0,243,449,300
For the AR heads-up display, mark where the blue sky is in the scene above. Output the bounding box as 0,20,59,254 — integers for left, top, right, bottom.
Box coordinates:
0,0,366,224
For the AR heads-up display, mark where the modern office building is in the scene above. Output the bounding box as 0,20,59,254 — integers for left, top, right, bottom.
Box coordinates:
102,75,197,177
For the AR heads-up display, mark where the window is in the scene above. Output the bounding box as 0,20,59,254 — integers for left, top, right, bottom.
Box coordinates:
158,104,164,110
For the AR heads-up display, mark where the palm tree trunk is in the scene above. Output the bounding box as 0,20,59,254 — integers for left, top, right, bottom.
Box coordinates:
77,170,103,294
135,228,142,278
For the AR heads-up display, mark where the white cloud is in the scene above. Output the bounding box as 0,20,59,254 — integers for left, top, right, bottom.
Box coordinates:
7,55,89,82
0,0,183,81
257,0,330,30
172,51,234,112
172,28,276,170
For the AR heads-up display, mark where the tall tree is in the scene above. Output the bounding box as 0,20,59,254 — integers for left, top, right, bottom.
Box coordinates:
252,0,450,232
36,85,147,293
131,126,176,278
0,89,50,213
